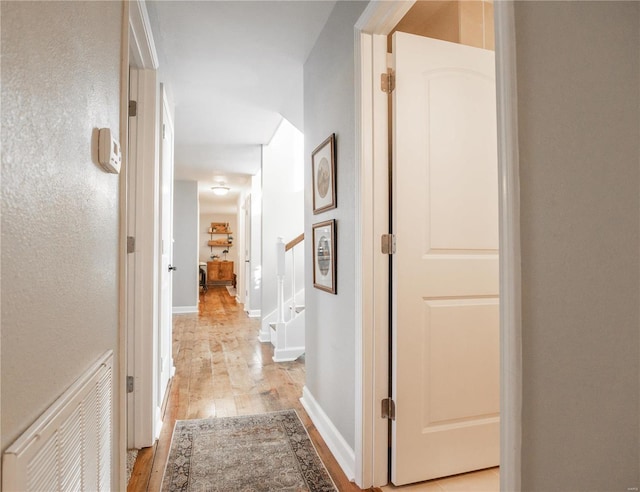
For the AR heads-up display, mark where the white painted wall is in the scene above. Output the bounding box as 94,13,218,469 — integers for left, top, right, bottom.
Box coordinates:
513,2,639,489
247,171,262,316
173,181,199,310
237,193,248,305
261,119,305,320
303,0,368,451
0,0,122,483
199,212,238,268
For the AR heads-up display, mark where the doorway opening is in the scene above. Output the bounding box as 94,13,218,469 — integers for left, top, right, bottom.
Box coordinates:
355,1,521,490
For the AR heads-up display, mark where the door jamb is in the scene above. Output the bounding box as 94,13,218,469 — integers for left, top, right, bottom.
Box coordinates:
118,3,130,490
127,0,160,451
353,2,522,489
494,3,523,490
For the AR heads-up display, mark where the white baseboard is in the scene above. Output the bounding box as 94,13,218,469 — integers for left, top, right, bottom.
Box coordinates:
300,386,355,482
172,306,198,314
258,330,271,343
246,309,261,318
273,346,305,362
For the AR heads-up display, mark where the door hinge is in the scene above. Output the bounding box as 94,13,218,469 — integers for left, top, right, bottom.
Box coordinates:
162,123,166,139
129,100,137,117
381,234,396,255
382,397,396,420
381,69,395,94
127,236,135,254
127,376,134,393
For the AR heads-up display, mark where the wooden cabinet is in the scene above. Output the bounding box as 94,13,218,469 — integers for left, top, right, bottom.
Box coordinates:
207,261,234,285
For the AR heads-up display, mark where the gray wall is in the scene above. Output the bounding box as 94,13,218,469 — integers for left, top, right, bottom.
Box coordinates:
303,1,367,450
173,180,199,309
514,2,640,489
1,0,122,469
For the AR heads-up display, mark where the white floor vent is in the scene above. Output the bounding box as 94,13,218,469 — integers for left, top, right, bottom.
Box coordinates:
3,350,113,492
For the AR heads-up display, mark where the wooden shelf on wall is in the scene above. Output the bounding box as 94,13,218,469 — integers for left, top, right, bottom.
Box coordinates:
208,241,233,247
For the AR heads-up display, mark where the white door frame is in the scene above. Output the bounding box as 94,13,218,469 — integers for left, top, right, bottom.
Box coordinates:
353,2,522,490
127,0,160,450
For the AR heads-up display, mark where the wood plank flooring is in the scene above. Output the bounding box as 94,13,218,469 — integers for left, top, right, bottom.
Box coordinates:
127,286,368,492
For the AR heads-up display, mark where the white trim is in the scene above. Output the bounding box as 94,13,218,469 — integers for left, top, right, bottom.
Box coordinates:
247,309,261,318
126,0,161,456
353,27,367,489
273,347,305,362
155,405,163,440
354,2,411,487
354,0,414,34
128,0,158,70
354,29,391,488
300,387,355,482
128,66,159,451
495,2,522,491
172,306,198,314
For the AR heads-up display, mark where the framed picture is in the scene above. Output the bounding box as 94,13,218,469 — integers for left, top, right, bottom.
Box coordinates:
312,134,336,214
312,219,336,294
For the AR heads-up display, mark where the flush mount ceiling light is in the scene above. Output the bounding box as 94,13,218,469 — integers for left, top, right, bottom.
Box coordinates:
211,182,230,196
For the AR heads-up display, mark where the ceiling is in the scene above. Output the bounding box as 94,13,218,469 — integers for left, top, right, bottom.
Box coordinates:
145,1,337,211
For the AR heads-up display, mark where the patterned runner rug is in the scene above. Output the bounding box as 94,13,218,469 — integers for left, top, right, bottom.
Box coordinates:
161,410,337,491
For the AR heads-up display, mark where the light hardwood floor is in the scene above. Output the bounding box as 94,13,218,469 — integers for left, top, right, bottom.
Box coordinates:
127,285,498,492
127,285,368,491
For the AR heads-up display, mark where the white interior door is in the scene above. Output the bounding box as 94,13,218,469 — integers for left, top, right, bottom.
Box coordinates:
158,85,174,426
391,32,500,485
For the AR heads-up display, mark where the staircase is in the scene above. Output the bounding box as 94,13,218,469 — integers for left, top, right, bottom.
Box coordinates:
259,234,305,362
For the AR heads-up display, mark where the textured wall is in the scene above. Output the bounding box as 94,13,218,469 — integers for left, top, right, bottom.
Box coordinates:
303,1,367,449
1,0,122,455
173,181,199,309
514,2,640,489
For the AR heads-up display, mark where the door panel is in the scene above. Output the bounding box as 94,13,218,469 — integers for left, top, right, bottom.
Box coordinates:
158,85,174,417
391,32,499,485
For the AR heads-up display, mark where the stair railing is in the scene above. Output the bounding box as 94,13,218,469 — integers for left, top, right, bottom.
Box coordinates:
285,233,304,315
276,237,286,325
276,233,304,327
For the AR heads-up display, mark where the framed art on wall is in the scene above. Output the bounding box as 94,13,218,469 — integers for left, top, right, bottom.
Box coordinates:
312,133,336,214
312,219,336,294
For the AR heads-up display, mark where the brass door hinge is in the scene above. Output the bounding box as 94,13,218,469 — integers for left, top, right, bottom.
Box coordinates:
129,100,137,117
382,397,396,420
381,234,396,255
381,69,395,94
127,236,135,254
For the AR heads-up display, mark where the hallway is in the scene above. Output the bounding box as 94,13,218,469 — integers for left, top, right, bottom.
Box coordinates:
127,286,363,491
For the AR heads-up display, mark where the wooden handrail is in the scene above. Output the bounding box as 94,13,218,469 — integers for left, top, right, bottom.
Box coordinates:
285,233,304,252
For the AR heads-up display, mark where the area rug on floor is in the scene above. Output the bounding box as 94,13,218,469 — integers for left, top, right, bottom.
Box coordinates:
226,285,237,297
161,409,337,492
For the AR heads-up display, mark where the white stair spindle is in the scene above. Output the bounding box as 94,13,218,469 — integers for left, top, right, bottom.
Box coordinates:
276,237,285,324
290,247,296,314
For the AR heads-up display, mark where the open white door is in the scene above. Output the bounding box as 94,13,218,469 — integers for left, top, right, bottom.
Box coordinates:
391,32,500,485
157,85,175,429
